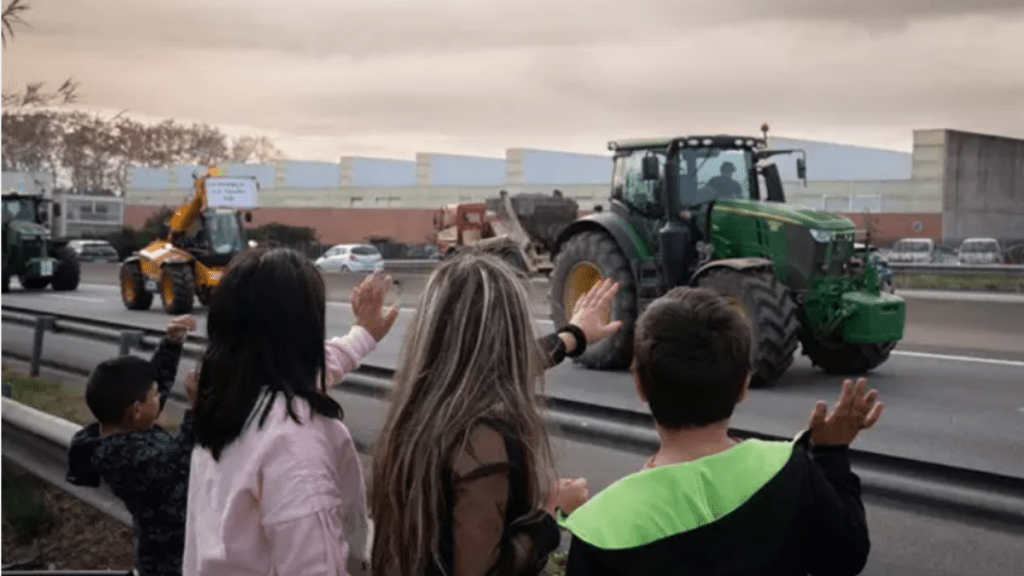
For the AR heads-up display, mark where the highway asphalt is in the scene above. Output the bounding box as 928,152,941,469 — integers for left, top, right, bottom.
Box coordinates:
3,278,1023,479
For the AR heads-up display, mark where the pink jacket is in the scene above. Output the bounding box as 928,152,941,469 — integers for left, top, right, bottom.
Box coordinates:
183,326,376,576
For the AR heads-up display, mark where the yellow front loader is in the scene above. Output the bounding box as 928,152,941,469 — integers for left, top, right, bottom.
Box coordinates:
120,167,255,314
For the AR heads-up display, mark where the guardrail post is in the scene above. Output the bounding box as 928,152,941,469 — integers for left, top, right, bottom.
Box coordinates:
118,330,144,356
31,315,56,377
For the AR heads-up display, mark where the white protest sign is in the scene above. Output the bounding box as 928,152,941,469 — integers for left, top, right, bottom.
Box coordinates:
205,177,259,208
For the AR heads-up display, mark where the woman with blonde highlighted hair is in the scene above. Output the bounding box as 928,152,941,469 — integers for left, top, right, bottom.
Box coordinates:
370,251,621,576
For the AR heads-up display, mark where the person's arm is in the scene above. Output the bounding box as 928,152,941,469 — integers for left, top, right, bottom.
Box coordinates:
803,443,871,576
537,332,580,370
449,427,561,576
150,337,184,412
323,326,378,387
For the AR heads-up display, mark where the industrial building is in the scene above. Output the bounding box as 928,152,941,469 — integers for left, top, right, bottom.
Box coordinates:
5,128,1020,246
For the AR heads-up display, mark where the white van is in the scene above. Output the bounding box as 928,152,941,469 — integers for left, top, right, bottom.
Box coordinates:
888,238,934,263
957,238,1003,265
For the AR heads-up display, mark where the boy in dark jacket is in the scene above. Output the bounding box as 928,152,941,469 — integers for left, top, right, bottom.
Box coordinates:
66,315,198,576
560,288,883,576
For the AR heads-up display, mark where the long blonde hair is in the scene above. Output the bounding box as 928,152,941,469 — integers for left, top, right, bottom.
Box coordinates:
370,251,555,576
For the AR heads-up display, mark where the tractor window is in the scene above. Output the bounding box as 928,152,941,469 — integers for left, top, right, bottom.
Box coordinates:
612,152,665,217
2,198,38,222
678,148,754,206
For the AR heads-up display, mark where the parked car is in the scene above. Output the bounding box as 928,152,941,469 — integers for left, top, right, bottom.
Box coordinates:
888,238,935,263
67,239,120,263
314,244,385,273
957,238,1003,265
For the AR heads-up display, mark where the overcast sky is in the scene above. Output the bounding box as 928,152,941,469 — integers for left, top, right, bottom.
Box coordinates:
3,0,1023,161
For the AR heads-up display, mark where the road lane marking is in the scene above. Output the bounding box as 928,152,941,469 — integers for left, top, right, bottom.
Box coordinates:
891,350,1024,368
79,283,118,291
52,295,105,303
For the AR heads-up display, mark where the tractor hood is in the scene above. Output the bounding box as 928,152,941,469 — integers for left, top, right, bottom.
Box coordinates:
6,220,49,238
714,199,855,232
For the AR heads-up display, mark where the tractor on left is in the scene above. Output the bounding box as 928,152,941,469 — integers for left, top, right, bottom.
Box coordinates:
2,191,80,293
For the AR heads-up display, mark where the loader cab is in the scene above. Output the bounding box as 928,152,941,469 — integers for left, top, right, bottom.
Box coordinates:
180,207,248,266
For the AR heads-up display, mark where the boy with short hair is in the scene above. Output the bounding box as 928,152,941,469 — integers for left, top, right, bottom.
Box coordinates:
67,315,199,576
560,287,883,576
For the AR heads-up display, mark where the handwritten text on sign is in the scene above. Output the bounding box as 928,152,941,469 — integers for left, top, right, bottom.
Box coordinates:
206,177,259,208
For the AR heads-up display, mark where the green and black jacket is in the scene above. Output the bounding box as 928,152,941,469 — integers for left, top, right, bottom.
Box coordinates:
559,431,871,576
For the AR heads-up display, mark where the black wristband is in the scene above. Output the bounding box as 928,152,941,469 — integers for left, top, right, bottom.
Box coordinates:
558,324,587,358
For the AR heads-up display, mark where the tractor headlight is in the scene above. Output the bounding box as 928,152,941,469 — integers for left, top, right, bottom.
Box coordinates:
809,229,832,243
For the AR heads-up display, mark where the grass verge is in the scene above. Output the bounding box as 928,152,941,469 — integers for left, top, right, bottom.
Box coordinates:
2,366,94,426
895,273,1023,292
1,364,181,431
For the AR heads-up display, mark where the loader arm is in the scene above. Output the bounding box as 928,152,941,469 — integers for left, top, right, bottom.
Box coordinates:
168,168,221,237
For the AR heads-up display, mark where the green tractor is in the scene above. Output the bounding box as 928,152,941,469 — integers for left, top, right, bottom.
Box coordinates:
2,191,81,293
549,130,905,387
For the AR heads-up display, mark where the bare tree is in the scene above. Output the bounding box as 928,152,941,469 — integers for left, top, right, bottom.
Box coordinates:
1,0,28,48
230,134,286,163
1,0,80,107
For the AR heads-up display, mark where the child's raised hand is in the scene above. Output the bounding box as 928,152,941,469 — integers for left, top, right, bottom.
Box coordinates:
352,271,400,342
167,315,197,344
808,378,884,448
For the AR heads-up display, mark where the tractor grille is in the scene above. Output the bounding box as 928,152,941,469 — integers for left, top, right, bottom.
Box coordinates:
20,237,46,259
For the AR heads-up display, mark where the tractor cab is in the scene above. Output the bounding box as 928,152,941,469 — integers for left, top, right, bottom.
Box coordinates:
610,134,806,220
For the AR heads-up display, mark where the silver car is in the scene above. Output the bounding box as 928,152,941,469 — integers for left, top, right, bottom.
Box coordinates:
314,244,385,274
957,238,1003,265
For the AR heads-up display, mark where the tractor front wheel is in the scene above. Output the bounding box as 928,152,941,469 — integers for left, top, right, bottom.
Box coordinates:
51,248,80,291
801,339,897,375
160,265,195,314
548,230,637,370
20,276,49,290
120,261,153,310
695,266,801,388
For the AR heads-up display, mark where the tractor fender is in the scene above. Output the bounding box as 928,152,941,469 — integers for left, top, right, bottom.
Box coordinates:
689,257,773,285
553,212,652,263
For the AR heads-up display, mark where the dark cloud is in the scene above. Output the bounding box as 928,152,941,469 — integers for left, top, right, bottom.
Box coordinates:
2,0,1021,159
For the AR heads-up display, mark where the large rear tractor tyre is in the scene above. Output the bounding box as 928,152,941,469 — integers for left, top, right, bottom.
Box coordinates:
695,267,801,388
160,265,195,314
801,339,897,375
120,261,153,310
549,230,637,371
51,249,80,291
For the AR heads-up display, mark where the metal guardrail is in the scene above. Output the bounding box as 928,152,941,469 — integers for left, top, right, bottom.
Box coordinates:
888,262,1024,277
3,303,1024,531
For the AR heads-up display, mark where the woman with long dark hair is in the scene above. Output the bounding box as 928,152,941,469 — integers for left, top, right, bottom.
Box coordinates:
183,247,398,576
